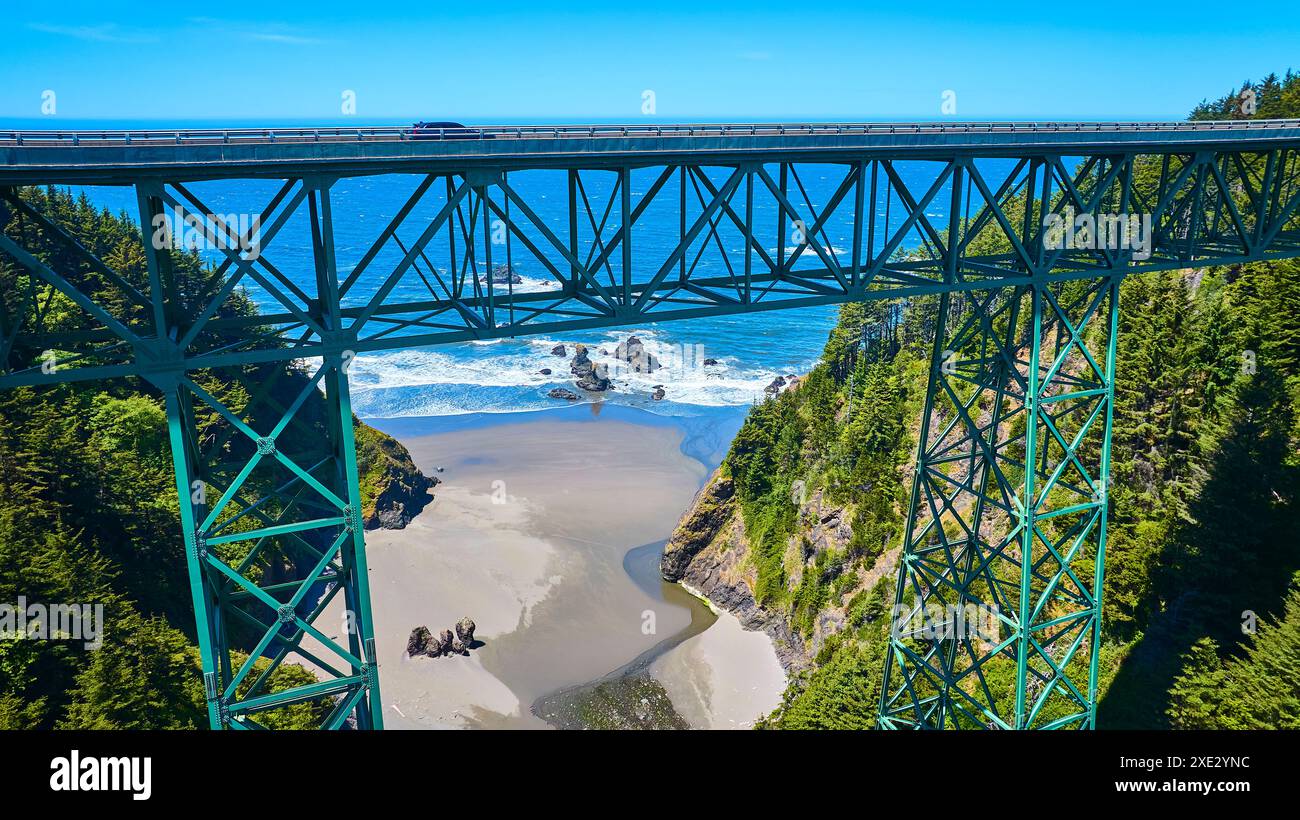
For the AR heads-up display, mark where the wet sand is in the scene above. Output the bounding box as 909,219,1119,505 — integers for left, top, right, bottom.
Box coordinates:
648,597,789,729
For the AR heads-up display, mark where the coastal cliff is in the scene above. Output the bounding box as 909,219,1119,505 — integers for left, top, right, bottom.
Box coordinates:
662,470,901,675
659,299,927,726
356,423,437,530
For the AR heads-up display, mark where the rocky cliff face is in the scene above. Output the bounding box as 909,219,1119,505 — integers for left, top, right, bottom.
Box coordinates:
654,299,922,727
662,460,899,676
355,422,438,530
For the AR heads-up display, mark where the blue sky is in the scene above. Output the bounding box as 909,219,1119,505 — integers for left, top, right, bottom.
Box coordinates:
2,0,1297,123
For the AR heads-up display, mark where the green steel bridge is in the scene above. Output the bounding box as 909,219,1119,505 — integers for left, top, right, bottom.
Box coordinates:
2,119,1299,730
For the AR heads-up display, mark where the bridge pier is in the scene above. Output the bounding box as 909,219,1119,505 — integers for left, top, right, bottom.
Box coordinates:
879,277,1119,729
141,177,384,729
151,356,384,729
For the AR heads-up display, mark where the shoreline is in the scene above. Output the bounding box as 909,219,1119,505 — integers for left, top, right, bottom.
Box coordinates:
302,402,784,728
678,580,721,614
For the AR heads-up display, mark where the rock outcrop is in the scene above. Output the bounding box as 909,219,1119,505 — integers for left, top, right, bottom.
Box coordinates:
611,335,661,373
571,344,611,391
406,617,480,659
661,475,736,581
476,264,523,285
548,387,580,401
357,425,438,530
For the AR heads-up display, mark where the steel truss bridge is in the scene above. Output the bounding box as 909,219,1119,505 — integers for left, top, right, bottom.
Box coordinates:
2,120,1300,730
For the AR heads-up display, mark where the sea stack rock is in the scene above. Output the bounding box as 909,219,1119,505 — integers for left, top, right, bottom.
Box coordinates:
613,335,661,373
550,344,567,357
571,344,611,391
477,264,523,285
576,366,611,392
570,343,593,376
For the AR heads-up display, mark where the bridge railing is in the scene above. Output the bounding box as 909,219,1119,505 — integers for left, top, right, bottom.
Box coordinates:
3,119,1300,147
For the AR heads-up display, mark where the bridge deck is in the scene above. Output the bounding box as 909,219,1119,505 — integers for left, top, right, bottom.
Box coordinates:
4,120,1300,184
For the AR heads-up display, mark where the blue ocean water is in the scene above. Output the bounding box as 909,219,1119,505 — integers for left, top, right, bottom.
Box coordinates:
46,120,1015,419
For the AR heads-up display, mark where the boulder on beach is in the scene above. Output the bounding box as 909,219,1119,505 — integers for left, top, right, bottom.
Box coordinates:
408,618,479,659
406,626,433,657
652,386,666,401
550,344,567,357
548,387,580,400
436,629,455,656
456,617,477,646
539,368,552,375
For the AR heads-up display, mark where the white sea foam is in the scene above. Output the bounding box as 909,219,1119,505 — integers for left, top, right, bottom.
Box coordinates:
347,326,808,417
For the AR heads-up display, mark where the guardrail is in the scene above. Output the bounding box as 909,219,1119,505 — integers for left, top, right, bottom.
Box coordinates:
3,119,1299,147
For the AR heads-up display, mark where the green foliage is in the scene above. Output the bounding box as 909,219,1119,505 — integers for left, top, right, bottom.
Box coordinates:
761,581,893,729
1168,580,1300,730
0,186,427,728
721,298,917,624
1189,70,1300,121
58,613,206,730
719,296,920,727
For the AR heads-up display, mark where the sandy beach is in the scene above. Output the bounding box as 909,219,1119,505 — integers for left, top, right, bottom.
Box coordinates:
301,404,785,728
649,601,789,729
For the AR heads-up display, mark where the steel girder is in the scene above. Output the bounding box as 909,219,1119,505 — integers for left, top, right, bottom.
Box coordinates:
879,278,1119,729
2,146,1299,390
0,137,1298,731
159,355,382,729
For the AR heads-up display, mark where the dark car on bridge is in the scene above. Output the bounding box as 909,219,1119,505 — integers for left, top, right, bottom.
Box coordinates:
410,121,480,140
